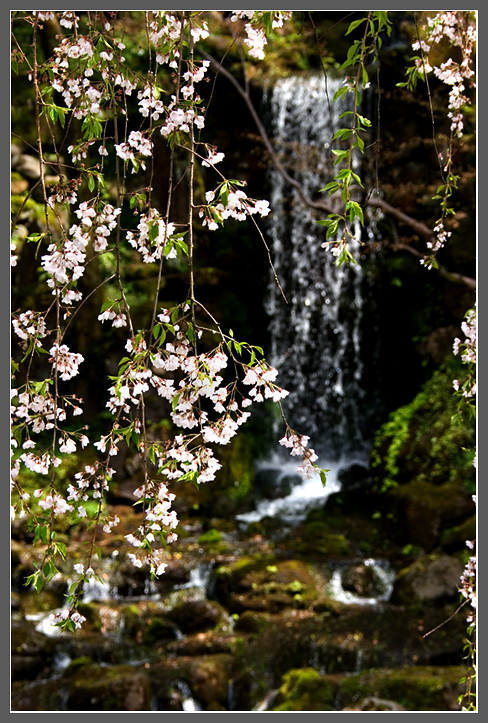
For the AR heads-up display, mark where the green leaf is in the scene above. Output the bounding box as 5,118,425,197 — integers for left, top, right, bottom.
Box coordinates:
87,174,95,193
331,150,349,164
319,469,328,487
53,541,67,559
34,524,49,545
149,223,159,243
357,114,372,128
332,86,350,103
346,17,367,35
320,181,340,193
332,128,353,142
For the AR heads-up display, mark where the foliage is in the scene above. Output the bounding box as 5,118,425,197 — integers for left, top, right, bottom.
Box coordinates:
10,12,475,705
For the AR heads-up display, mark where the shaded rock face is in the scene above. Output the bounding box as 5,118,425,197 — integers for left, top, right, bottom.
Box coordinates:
392,555,465,605
252,468,302,501
166,600,226,634
337,464,371,491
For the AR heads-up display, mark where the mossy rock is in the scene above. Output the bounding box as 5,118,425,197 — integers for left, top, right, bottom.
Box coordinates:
66,663,152,711
270,667,335,711
388,479,475,550
234,610,275,634
337,666,465,711
440,515,476,551
210,554,276,603
213,558,321,613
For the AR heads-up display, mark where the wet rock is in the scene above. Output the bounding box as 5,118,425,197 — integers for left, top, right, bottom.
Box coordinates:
344,696,405,711
149,654,233,710
108,558,150,597
154,559,192,592
336,666,465,711
11,679,68,711
11,622,56,681
341,563,389,598
20,590,66,616
59,630,146,668
392,554,465,605
210,554,274,605
166,599,227,634
167,632,244,657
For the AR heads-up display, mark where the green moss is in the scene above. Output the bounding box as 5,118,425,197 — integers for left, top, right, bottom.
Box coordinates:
338,666,465,711
271,668,335,711
292,523,352,557
198,528,223,544
440,515,476,550
371,361,475,492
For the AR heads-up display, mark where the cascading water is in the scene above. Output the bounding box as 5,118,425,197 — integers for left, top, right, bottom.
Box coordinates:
266,73,375,463
239,75,378,524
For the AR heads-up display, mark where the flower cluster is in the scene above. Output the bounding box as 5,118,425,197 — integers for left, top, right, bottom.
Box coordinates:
126,209,177,263
11,387,67,435
115,130,153,168
200,186,270,230
429,220,452,254
414,11,476,137
49,608,86,631
93,204,122,253
453,307,476,398
460,537,476,626
159,99,205,137
279,431,319,478
230,11,292,60
12,311,47,348
49,343,84,381
67,463,114,518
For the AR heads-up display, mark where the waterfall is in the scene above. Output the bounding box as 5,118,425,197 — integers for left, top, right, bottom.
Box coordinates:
266,74,376,462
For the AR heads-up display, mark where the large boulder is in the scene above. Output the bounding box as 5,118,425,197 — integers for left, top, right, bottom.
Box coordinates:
391,554,465,606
